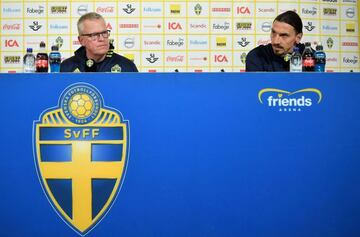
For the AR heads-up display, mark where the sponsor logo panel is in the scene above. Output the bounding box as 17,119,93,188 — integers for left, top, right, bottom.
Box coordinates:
142,52,162,67
2,52,23,68
95,2,117,17
325,52,340,67
256,3,276,17
164,52,186,66
48,35,70,52
1,37,22,51
118,19,140,34
188,51,209,66
341,53,359,67
188,2,209,17
320,36,340,51
303,20,319,34
71,3,92,16
211,52,232,66
233,52,248,66
48,3,69,17
24,3,46,17
210,2,232,17
256,19,272,34
188,35,209,50
211,19,231,34
342,21,357,35
234,20,254,34
300,4,319,18
165,2,186,17
165,19,186,34
321,20,340,35
141,19,163,34
340,37,359,51
211,36,232,50
342,7,357,19
25,19,46,34
234,36,255,50
47,19,70,34
2,20,22,35
233,3,254,17
142,36,163,50
342,0,357,3
1,36,23,51
321,5,339,19
2,3,22,18
142,3,163,17
188,19,209,34
117,35,140,51
165,36,186,50
118,3,139,17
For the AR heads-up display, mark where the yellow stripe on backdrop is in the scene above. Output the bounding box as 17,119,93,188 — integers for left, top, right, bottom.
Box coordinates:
0,0,359,72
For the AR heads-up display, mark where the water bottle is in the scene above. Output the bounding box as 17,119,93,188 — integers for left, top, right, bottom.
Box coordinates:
49,45,61,73
302,42,315,72
23,48,36,73
290,46,302,72
36,41,48,73
314,43,326,72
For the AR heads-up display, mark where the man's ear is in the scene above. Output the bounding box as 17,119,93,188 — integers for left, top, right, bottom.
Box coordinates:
296,33,303,44
78,36,85,46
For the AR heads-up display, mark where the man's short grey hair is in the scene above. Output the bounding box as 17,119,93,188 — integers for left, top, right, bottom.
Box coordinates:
77,12,105,35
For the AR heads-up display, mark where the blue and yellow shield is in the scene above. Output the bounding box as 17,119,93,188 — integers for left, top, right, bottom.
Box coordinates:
34,83,129,235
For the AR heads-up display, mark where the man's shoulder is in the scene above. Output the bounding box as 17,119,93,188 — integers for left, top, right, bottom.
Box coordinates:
60,55,80,72
247,44,272,58
110,53,138,72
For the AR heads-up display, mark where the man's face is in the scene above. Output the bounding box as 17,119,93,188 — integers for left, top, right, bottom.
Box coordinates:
270,20,302,56
78,19,109,60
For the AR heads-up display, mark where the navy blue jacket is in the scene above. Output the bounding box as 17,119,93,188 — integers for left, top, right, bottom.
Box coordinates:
60,46,138,72
246,43,305,72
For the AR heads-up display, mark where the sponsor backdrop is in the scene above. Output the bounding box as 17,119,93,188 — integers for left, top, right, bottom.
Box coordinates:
1,0,360,72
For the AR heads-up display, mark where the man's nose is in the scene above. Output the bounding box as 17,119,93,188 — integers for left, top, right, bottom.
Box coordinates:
272,34,280,44
97,34,106,41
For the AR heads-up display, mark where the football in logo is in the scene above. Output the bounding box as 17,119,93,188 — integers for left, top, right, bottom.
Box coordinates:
33,83,129,235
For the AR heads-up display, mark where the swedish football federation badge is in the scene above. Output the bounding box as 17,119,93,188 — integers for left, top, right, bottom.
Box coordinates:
34,83,129,236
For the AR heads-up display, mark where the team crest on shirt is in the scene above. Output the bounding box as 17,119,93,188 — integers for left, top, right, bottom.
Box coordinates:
111,64,121,73
33,83,129,236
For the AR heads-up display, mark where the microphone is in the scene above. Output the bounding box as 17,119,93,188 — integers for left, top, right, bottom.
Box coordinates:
85,59,96,72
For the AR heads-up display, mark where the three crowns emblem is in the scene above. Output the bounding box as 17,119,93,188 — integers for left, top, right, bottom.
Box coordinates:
34,83,129,235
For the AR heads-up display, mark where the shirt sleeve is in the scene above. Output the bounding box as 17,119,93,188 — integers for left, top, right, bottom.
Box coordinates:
245,49,264,72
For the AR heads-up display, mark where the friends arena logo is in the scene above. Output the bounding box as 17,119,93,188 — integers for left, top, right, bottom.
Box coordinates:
258,88,322,112
33,83,129,235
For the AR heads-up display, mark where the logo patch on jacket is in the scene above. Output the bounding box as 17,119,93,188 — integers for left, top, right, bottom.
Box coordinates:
111,64,121,73
34,83,129,235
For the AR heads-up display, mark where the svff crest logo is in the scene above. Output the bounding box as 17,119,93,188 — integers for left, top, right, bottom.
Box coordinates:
33,83,129,235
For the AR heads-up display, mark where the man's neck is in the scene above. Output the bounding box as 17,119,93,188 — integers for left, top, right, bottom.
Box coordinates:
85,50,106,63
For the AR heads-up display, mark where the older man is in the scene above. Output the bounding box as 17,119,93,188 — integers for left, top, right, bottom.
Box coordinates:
246,11,304,72
61,12,138,72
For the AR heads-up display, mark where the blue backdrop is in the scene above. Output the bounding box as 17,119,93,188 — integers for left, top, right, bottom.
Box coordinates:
0,72,359,237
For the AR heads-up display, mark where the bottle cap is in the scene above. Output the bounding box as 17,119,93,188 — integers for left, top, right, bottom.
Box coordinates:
26,48,33,53
51,45,59,51
316,44,323,51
